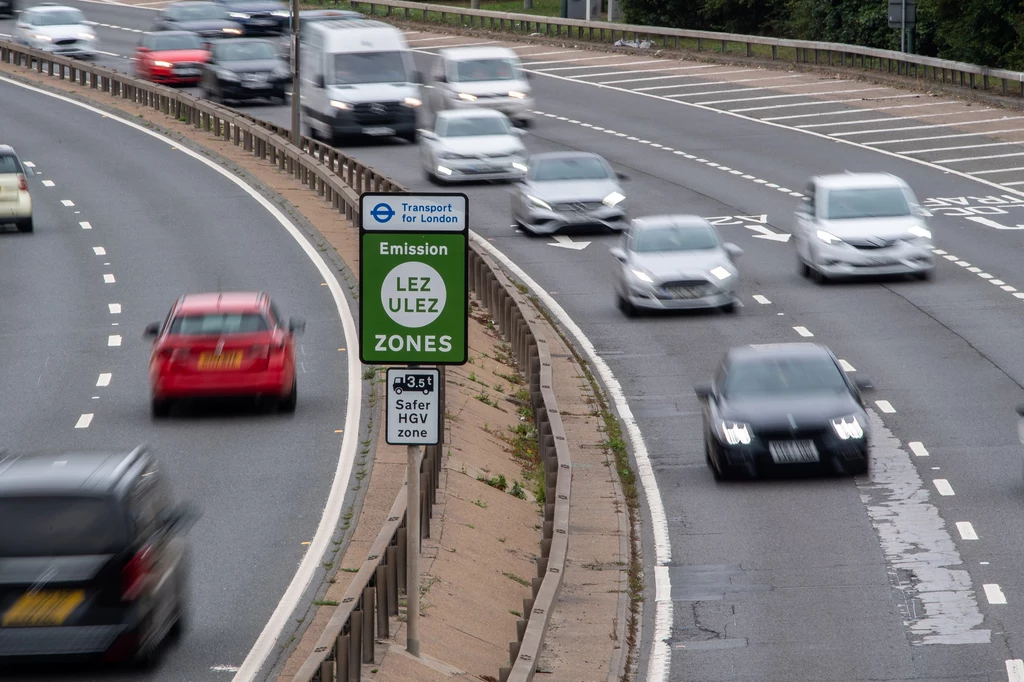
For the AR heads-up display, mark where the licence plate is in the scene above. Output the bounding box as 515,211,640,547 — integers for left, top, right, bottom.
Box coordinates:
362,126,395,137
176,68,199,76
768,440,819,464
2,590,85,627
253,18,272,24
667,286,705,299
242,82,271,89
863,257,898,266
197,351,243,370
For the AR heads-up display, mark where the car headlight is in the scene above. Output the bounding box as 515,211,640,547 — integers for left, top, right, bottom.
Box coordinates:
33,34,53,42
718,421,752,445
709,266,732,281
403,96,422,107
508,90,527,99
223,27,243,34
436,151,460,160
602,191,625,207
330,100,351,110
154,60,173,68
219,68,240,80
512,161,528,172
272,10,290,16
457,92,477,102
831,414,865,440
78,32,95,40
526,195,552,211
630,269,654,284
907,225,932,242
229,12,249,18
816,229,842,245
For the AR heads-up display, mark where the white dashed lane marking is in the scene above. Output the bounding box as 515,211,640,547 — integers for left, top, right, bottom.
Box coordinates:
93,247,106,256
956,522,979,540
80,221,92,230
839,359,856,372
74,413,94,429
103,274,115,284
909,442,930,457
1006,659,1024,682
933,479,956,496
984,584,1007,605
41,180,54,187
96,373,112,387
875,400,896,413
792,326,813,337
108,303,121,314
752,294,771,305
107,335,122,347
61,199,74,206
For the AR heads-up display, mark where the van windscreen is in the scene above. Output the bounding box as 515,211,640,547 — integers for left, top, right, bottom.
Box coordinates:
329,51,408,85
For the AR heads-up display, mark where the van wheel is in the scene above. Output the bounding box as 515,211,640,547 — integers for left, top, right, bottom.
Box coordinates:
16,217,33,233
401,129,418,143
151,399,171,418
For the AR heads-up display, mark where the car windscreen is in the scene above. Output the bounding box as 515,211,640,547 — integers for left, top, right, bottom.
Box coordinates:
148,34,204,51
530,157,609,182
168,313,269,334
723,357,848,398
0,496,126,557
33,9,86,25
216,41,277,61
825,187,911,220
452,58,519,82
328,51,408,85
0,155,23,174
633,225,718,253
438,116,510,137
171,4,228,20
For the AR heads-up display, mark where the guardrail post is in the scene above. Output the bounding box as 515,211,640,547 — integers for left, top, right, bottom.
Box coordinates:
386,545,398,616
336,634,350,682
375,565,389,639
396,526,407,593
361,587,375,663
347,617,361,682
319,660,334,682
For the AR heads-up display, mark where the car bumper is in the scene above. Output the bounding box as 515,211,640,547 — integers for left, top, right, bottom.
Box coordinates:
221,80,287,99
712,434,868,472
519,205,627,234
432,157,526,183
149,70,202,85
624,284,735,310
153,368,292,399
328,112,418,138
446,95,534,122
28,42,98,58
234,18,287,34
812,241,935,277
0,193,33,222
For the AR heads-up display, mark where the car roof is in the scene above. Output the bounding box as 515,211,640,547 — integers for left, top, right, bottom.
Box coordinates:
300,9,363,19
27,3,82,12
0,144,15,155
176,291,266,314
727,342,834,364
0,447,147,497
437,108,507,120
632,215,712,230
530,151,605,163
168,1,219,6
813,172,907,191
148,30,199,36
440,46,519,61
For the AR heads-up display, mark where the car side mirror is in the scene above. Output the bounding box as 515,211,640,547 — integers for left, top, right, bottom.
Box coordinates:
616,171,630,181
854,377,874,391
288,317,306,334
723,242,743,259
609,246,627,263
314,74,325,88
143,322,161,339
694,383,713,400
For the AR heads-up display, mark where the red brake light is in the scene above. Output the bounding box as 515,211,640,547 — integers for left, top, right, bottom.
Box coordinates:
121,545,153,601
17,174,27,191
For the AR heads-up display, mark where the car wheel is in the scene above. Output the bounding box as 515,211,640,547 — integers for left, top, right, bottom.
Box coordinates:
809,265,828,284
916,268,935,282
797,256,810,278
616,293,638,318
400,129,418,144
519,117,533,129
278,379,297,413
720,300,737,314
708,443,735,481
151,398,171,418
16,217,33,233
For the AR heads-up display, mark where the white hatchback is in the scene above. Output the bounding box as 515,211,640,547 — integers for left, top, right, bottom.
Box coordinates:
0,146,34,233
14,4,98,59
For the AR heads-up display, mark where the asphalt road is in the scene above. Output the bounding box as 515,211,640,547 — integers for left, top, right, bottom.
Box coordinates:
10,4,1024,681
0,76,349,680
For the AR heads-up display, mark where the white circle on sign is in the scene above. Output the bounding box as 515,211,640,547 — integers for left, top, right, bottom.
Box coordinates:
381,261,447,328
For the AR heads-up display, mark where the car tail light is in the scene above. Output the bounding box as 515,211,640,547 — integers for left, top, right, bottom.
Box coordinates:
17,174,27,191
121,545,153,601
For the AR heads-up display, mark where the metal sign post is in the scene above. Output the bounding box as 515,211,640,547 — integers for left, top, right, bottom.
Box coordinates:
887,0,916,53
289,0,300,145
361,194,468,658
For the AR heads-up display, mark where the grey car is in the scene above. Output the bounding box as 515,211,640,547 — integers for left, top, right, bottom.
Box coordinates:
511,152,628,235
420,109,527,184
611,215,742,316
151,1,243,38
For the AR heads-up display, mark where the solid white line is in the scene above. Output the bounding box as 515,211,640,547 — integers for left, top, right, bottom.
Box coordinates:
752,294,771,304
699,85,882,105
956,522,979,540
97,373,112,387
984,584,1007,604
559,59,668,77
620,67,754,86
798,109,995,129
103,273,115,283
867,127,1024,146
793,326,813,337
108,303,121,314
1007,659,1024,682
730,94,917,113
1003,181,1024,186
93,246,106,255
933,479,955,496
61,199,74,206
909,442,929,457
80,221,92,229
875,400,896,413
74,413,94,429
107,334,121,347
935,151,1024,164
763,101,953,121
902,141,1020,155
528,54,623,67
832,117,1024,137
469,232,674,682
973,166,1024,175
839,359,856,372
638,75,800,93
518,49,576,57
41,179,55,187
23,161,35,168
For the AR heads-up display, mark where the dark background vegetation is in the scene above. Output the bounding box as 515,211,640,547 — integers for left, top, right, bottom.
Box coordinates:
618,0,1024,70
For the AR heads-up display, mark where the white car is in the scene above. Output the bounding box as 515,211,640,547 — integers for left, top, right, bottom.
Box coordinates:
420,109,527,184
0,145,34,233
14,4,98,59
794,172,935,282
427,46,534,127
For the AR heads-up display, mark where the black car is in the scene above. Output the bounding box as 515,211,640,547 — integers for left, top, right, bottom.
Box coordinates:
213,0,289,35
275,9,363,63
0,446,196,665
152,1,243,39
200,38,289,104
0,0,15,19
695,343,873,479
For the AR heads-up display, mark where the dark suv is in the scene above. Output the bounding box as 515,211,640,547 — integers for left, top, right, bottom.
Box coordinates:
0,446,195,666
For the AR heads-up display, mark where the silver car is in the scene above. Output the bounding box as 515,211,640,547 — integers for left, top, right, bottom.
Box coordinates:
611,215,742,316
794,172,935,282
511,152,628,235
420,109,527,184
14,4,98,58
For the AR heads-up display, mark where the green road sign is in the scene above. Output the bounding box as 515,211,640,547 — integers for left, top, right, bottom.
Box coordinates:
359,192,468,365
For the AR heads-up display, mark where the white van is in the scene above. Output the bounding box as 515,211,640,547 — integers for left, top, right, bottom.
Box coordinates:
300,18,422,143
427,46,534,127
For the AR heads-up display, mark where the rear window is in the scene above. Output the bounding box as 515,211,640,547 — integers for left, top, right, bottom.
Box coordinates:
0,155,23,174
147,34,204,51
0,496,127,557
169,313,269,335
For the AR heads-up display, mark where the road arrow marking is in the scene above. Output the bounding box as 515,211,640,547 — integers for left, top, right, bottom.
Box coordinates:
548,235,591,250
965,216,1024,230
745,224,791,242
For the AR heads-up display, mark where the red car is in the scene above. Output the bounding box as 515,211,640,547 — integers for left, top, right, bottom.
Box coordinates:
145,292,305,417
134,31,209,85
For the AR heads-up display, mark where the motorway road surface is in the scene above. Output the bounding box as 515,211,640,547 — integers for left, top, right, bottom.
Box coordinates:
10,4,1024,681
0,75,350,680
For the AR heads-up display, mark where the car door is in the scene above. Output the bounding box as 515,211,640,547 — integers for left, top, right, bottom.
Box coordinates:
794,181,816,259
